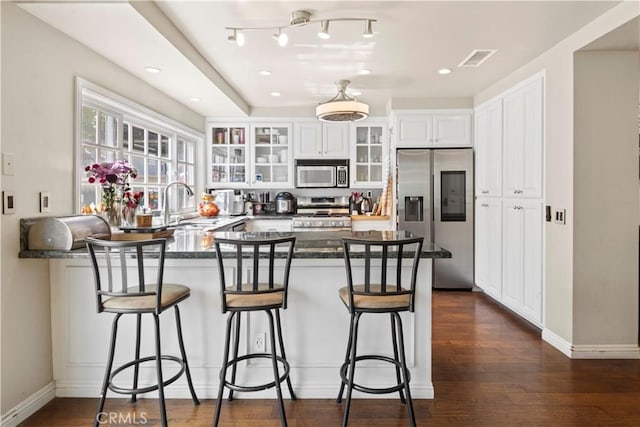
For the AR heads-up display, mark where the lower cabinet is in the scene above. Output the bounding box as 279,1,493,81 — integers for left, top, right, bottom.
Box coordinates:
246,218,292,232
474,198,502,301
475,198,542,327
501,199,543,326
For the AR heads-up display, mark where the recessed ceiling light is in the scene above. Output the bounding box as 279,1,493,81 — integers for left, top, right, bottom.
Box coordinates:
438,68,453,75
190,97,201,102
259,70,272,76
359,69,372,75
145,67,161,74
271,92,281,97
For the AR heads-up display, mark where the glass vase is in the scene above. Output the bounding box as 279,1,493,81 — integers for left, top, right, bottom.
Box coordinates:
104,200,122,228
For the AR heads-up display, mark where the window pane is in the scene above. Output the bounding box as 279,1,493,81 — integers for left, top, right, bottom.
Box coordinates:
79,185,98,209
148,131,159,156
177,139,185,161
123,123,129,150
147,187,160,210
160,161,170,185
147,158,159,184
161,135,169,158
186,141,195,163
97,112,106,146
82,106,97,144
130,155,145,183
132,126,145,153
98,149,117,163
177,164,186,183
83,147,97,167
186,165,195,185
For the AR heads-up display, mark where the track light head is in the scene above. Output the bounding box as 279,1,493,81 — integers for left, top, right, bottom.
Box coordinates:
318,20,330,40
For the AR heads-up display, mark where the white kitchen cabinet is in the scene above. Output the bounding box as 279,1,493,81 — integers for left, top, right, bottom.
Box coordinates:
351,119,387,188
502,76,543,198
474,198,502,301
501,199,543,326
246,218,292,232
395,110,472,148
351,217,392,231
294,121,349,158
207,122,250,188
474,99,503,197
250,123,292,188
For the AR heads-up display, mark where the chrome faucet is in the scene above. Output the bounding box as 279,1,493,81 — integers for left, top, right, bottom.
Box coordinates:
162,181,194,225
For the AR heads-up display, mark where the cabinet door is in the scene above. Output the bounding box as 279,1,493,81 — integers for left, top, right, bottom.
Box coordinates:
294,122,323,158
475,198,502,300
246,219,292,232
475,100,502,197
322,123,350,157
396,115,431,147
352,121,386,187
207,124,249,188
432,113,472,146
502,199,542,326
251,123,292,188
502,77,543,198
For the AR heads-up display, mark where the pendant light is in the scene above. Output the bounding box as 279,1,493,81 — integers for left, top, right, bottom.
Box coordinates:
316,80,369,122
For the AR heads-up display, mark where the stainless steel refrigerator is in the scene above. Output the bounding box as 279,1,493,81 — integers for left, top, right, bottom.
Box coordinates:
396,148,474,289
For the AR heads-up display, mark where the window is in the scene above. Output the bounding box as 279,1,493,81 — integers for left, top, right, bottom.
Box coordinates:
76,79,201,215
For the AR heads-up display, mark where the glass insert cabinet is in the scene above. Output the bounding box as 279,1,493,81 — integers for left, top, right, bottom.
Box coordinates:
251,124,292,187
208,125,248,186
352,122,386,187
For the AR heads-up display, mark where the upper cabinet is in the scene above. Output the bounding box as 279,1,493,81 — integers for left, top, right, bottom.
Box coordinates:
250,123,293,188
351,119,387,188
502,76,543,198
294,122,349,158
207,123,250,188
474,99,503,197
395,110,472,148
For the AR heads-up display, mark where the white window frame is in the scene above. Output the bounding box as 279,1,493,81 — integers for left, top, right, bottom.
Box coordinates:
74,77,203,215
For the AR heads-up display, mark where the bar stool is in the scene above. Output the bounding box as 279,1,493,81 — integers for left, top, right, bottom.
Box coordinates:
212,233,297,427
85,237,200,427
336,231,424,427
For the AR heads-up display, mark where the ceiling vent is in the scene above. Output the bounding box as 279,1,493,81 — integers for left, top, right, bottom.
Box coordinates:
458,49,497,67
316,80,369,122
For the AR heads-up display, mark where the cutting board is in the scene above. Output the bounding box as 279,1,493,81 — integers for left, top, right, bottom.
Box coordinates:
110,229,175,241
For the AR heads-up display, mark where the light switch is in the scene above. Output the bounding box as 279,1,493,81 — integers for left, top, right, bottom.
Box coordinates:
40,191,51,213
2,153,15,176
554,209,566,225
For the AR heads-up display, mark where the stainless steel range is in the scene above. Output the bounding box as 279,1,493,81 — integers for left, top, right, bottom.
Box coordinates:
293,196,352,231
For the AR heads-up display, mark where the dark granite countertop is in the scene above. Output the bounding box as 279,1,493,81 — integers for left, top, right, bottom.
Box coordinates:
19,228,451,260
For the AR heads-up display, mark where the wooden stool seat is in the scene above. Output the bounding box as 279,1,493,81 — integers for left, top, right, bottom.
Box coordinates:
102,284,190,312
339,285,411,310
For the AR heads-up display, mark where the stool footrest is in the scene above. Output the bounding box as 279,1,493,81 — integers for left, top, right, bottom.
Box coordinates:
108,355,186,395
339,354,411,395
222,353,291,393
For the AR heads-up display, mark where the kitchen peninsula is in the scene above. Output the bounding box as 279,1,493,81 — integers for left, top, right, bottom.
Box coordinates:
20,224,450,400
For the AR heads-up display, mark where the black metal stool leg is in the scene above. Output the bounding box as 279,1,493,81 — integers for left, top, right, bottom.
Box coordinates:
227,311,242,401
393,313,416,427
342,312,362,427
174,305,200,405
390,312,407,404
131,313,142,403
213,312,235,427
152,314,168,427
94,314,121,427
337,312,355,404
275,309,296,400
266,309,287,427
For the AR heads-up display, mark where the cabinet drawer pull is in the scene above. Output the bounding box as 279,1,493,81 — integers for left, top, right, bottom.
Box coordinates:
481,190,489,194
481,203,489,208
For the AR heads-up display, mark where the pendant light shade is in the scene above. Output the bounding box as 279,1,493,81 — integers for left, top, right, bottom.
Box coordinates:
316,80,369,122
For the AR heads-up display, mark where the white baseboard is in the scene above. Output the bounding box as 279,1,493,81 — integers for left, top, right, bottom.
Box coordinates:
543,329,640,359
0,381,55,427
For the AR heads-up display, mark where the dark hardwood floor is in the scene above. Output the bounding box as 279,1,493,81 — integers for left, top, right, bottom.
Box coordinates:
20,291,640,426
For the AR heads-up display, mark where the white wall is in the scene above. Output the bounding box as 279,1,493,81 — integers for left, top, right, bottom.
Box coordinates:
475,2,639,350
0,2,203,414
573,50,639,345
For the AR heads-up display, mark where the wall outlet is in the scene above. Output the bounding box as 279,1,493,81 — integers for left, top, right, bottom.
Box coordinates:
2,191,15,214
40,191,51,213
253,332,266,353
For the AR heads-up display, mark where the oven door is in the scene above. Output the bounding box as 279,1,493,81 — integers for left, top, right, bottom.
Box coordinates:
296,166,336,188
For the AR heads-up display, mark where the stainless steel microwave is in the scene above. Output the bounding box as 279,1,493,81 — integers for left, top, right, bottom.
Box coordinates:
295,159,349,188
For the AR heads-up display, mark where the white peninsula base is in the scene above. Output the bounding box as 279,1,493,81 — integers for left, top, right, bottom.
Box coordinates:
49,257,434,399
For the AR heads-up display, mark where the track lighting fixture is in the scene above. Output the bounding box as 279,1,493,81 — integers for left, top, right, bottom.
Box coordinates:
225,10,377,46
